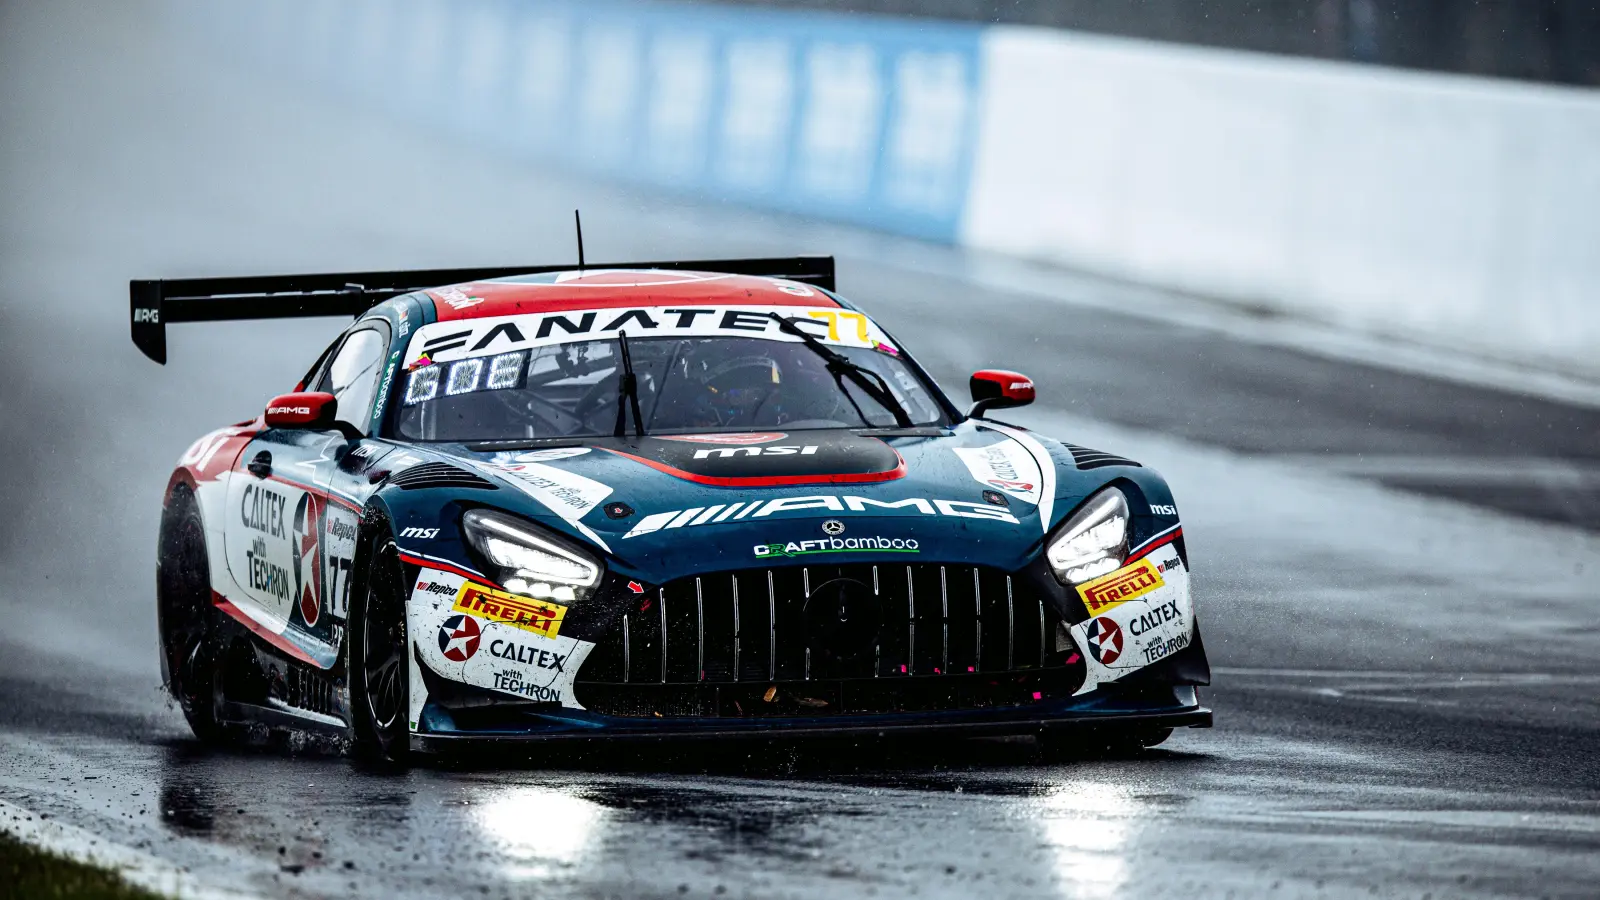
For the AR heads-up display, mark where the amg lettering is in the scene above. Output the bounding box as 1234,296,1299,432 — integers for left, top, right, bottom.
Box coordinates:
624,495,1028,538
843,496,935,515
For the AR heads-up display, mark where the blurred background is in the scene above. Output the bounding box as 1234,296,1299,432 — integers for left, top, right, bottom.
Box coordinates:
1,1,1598,895
725,0,1600,85
180,0,1600,376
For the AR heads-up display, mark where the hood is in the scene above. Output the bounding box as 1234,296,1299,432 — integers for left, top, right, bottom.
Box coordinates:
400,422,1152,584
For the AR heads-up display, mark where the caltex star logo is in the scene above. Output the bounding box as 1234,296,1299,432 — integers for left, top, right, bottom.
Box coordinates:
292,493,322,626
437,614,481,662
1086,617,1123,665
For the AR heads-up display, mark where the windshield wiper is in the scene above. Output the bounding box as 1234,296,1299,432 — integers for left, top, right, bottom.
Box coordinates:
766,313,913,428
613,330,646,438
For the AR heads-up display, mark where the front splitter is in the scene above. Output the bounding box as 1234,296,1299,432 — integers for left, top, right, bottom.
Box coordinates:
410,705,1212,753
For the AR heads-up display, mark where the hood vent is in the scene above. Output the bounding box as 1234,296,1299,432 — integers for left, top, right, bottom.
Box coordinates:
1065,444,1141,470
386,462,497,491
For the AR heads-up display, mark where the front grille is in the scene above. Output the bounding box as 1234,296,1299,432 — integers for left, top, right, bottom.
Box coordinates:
1065,444,1141,469
576,563,1077,716
386,462,497,491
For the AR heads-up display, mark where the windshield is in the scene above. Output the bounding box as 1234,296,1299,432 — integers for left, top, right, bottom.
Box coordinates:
393,332,948,442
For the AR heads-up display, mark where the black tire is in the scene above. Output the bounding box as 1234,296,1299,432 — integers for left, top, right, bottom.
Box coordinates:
350,530,410,763
1040,726,1173,761
156,487,229,744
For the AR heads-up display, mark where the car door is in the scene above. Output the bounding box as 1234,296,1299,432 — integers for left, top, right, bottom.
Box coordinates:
310,325,396,632
221,326,388,643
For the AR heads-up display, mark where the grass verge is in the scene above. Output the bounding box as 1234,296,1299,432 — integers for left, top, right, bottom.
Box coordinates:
0,830,164,900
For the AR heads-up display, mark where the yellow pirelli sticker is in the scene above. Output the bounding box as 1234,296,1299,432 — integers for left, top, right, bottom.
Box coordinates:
452,582,567,639
1077,558,1165,616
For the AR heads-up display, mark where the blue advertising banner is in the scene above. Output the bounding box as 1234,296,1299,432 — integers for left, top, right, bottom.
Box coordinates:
212,0,983,242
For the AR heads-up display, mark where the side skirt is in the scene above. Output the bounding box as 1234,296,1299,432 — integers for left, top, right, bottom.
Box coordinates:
207,612,354,738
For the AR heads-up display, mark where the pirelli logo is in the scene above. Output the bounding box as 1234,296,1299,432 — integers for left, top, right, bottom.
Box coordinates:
453,583,567,639
1078,558,1165,615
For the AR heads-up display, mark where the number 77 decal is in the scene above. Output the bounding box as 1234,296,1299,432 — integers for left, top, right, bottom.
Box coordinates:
806,310,871,344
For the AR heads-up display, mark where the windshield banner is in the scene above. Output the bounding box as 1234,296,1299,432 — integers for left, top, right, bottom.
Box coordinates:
404,305,899,368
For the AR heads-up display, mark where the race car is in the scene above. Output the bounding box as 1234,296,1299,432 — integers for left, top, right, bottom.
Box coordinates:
135,255,1210,761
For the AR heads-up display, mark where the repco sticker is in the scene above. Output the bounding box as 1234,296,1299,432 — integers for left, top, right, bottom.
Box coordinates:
452,582,567,639
1077,558,1164,615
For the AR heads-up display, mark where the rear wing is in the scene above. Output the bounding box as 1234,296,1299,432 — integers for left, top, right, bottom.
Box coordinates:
130,255,836,364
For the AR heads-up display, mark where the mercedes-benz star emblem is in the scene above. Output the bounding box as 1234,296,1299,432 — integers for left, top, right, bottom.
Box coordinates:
821,519,845,536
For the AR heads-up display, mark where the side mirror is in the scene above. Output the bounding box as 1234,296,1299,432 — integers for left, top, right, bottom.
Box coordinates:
967,370,1035,419
264,392,338,430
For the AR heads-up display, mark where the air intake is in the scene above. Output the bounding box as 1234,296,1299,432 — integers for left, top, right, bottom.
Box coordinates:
1065,444,1141,470
386,462,497,491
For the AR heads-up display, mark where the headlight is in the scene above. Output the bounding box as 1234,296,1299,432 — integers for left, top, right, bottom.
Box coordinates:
461,509,602,604
1046,489,1129,585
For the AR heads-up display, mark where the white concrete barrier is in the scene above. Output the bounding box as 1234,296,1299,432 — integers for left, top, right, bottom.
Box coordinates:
189,1,1600,377
964,27,1600,376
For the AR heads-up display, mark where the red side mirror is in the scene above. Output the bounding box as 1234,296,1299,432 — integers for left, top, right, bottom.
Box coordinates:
264,392,338,430
968,370,1035,418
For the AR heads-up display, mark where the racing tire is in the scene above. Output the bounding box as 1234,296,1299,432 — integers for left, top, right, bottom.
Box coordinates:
350,529,410,764
156,487,229,744
1039,726,1173,761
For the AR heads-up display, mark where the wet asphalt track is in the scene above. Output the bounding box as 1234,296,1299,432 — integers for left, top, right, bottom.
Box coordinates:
1,3,1599,898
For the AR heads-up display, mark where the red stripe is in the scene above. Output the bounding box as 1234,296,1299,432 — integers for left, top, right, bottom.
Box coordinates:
429,275,840,321
256,472,363,512
602,448,907,487
211,594,320,666
398,553,496,586
1126,527,1182,563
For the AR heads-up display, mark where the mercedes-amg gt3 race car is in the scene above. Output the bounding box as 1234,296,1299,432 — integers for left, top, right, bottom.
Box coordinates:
135,256,1210,760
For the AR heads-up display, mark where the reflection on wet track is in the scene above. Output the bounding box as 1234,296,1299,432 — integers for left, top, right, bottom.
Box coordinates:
0,1,1598,897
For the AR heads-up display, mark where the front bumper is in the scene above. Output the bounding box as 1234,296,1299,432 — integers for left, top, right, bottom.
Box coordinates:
409,681,1211,752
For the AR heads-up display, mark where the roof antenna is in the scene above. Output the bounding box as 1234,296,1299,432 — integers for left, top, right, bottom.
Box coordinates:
574,209,586,269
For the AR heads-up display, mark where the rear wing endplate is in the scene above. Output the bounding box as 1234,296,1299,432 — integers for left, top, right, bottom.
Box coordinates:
130,255,835,364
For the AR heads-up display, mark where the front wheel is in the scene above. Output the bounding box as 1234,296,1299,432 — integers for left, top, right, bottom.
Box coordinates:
350,532,411,763
156,488,230,744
